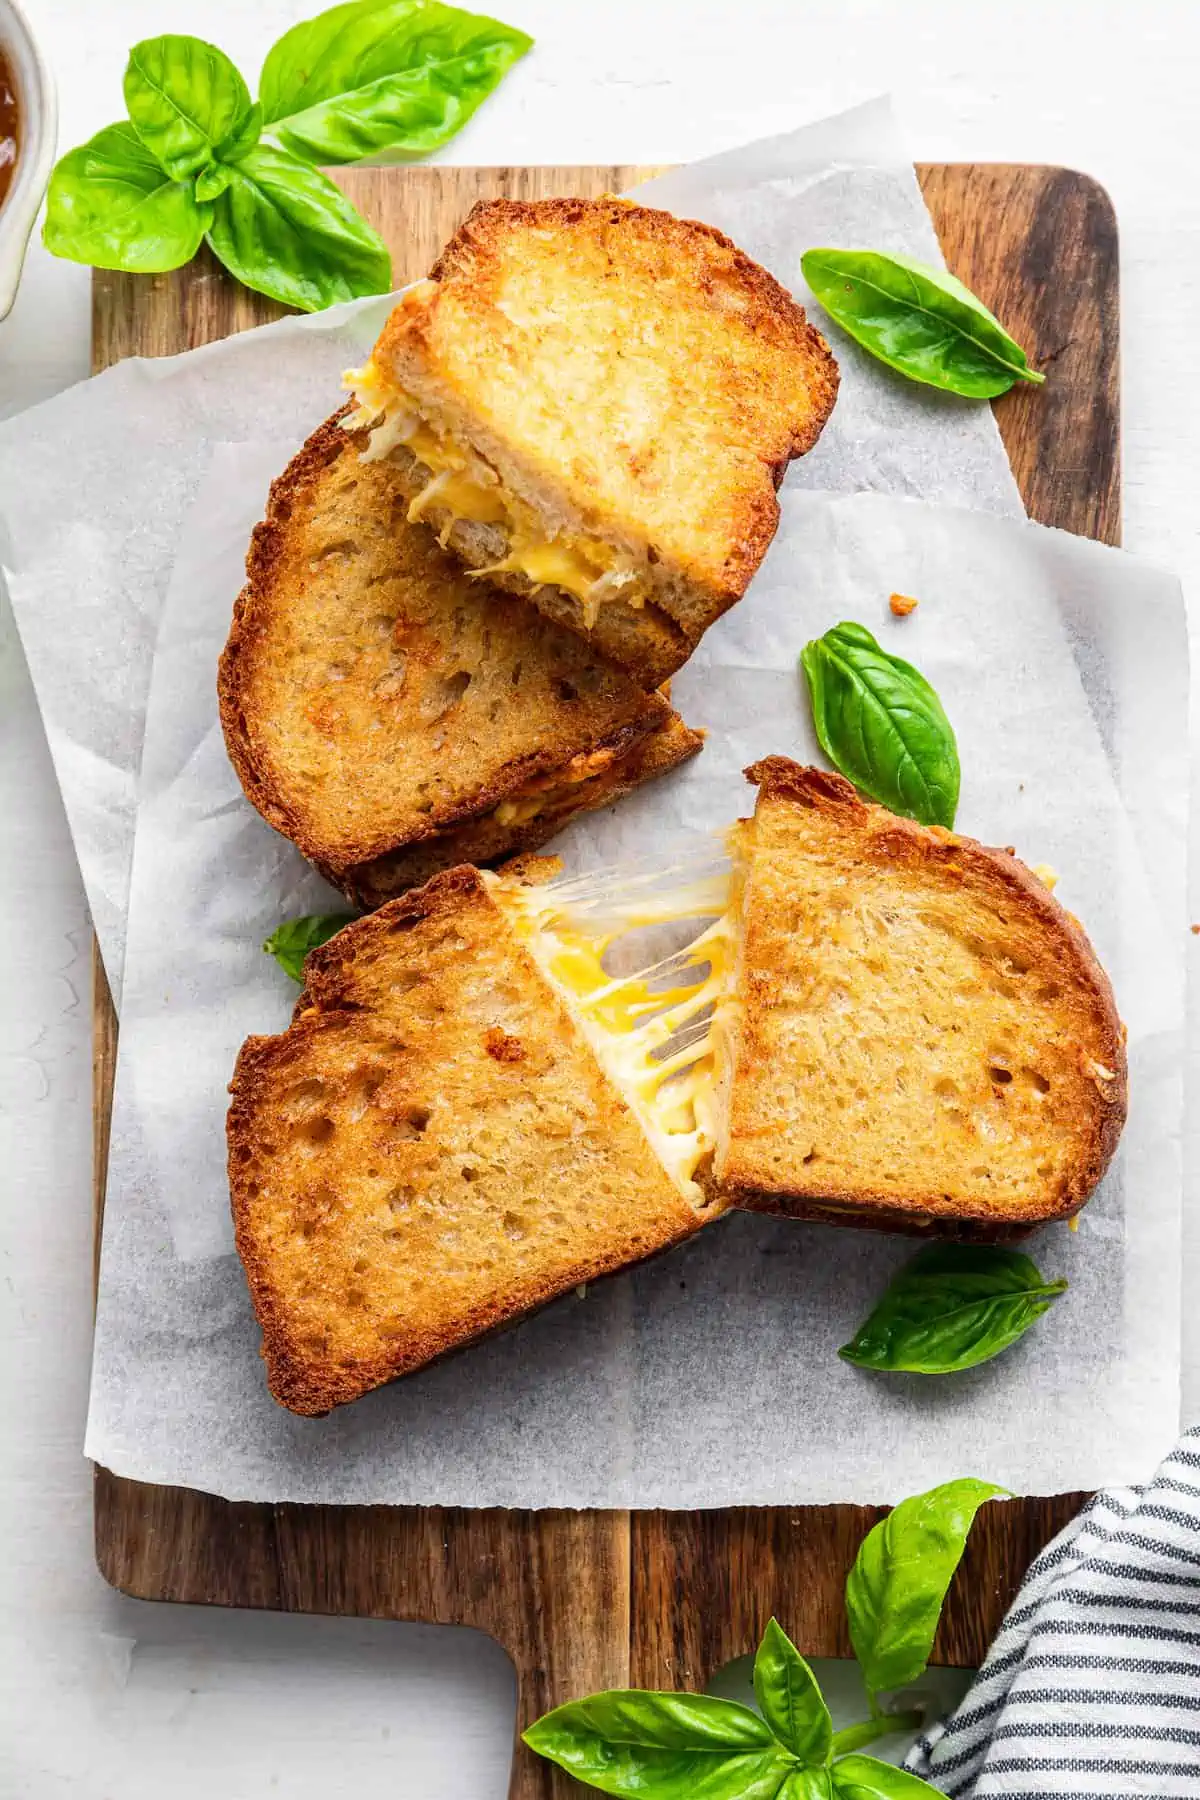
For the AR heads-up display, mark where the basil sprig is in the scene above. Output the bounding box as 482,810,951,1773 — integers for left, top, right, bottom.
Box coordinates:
263,912,355,982
801,249,1044,399
525,1479,1001,1796
42,3,531,311
801,622,960,829
846,1478,1006,1709
841,1246,1068,1376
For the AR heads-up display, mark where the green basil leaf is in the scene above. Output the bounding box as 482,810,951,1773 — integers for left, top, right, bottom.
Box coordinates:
194,163,234,204
522,1690,797,1799
800,249,1044,399
800,622,960,828
216,100,265,165
124,35,253,181
205,145,392,312
840,1245,1068,1375
42,122,211,273
263,912,355,982
753,1619,833,1765
259,0,532,165
846,1478,1006,1702
830,1755,943,1799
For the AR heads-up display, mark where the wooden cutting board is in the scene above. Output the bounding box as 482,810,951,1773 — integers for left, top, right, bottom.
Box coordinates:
91,163,1119,1800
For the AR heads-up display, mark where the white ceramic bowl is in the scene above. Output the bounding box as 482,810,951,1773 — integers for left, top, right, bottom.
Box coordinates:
0,0,56,321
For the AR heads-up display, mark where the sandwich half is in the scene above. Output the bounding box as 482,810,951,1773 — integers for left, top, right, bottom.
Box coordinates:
219,412,702,903
228,864,725,1414
344,196,839,689
510,760,1127,1237
713,759,1127,1234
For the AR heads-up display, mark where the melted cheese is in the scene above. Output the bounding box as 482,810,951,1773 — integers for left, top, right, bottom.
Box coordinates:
490,871,736,1198
343,362,646,625
490,748,621,828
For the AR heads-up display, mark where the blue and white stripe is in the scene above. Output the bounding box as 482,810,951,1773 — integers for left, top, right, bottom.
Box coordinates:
906,1427,1200,1798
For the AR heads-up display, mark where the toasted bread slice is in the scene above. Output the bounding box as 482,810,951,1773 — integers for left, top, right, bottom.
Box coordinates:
219,412,700,887
346,196,839,687
228,867,719,1413
712,759,1127,1234
338,710,700,908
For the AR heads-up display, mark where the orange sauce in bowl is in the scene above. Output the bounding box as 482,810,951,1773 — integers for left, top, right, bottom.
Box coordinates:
0,49,18,210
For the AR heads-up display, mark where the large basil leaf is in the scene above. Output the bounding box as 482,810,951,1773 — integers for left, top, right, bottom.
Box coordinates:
263,912,355,982
830,1755,942,1798
840,1246,1068,1375
522,1690,798,1799
753,1619,833,1765
846,1478,1006,1703
42,122,211,272
259,0,532,165
124,35,253,181
205,145,392,311
800,622,959,828
801,249,1044,399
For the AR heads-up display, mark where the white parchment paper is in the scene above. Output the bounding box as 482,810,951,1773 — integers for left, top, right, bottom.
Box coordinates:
0,97,1020,1004
84,454,1187,1505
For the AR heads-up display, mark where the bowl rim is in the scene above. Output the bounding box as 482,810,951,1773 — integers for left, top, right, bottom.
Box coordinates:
0,0,57,321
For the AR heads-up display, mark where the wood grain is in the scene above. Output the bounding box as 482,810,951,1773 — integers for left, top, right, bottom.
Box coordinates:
91,163,1119,1800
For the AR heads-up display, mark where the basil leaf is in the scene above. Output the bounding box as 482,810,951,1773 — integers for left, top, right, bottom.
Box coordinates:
840,1246,1068,1375
800,622,960,828
846,1478,1006,1703
779,1771,835,1800
522,1690,797,1799
259,0,532,165
124,35,253,181
194,164,235,204
205,145,392,312
801,249,1044,399
263,913,355,982
42,122,211,273
215,101,265,165
753,1619,833,1765
830,1755,942,1799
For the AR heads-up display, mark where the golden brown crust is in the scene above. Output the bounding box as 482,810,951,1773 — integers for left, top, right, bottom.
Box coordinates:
718,759,1127,1232
219,412,690,877
228,868,707,1414
372,196,839,672
334,711,703,908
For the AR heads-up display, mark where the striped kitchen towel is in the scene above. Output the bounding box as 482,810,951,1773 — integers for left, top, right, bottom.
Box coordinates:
906,1426,1200,1798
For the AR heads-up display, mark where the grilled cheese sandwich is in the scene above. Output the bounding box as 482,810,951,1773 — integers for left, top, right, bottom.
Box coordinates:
228,866,727,1413
220,413,702,903
355,196,840,688
230,764,1129,1411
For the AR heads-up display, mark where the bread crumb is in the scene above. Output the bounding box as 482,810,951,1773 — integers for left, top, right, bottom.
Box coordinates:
1191,924,1200,935
889,592,919,617
1031,863,1059,892
1069,1215,1080,1232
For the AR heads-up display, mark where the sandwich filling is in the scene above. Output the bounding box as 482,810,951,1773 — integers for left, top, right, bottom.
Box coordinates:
486,745,628,830
490,861,739,1199
344,361,651,626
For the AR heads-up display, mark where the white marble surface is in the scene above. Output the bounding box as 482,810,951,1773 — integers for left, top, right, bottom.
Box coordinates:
3,1,1200,1793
